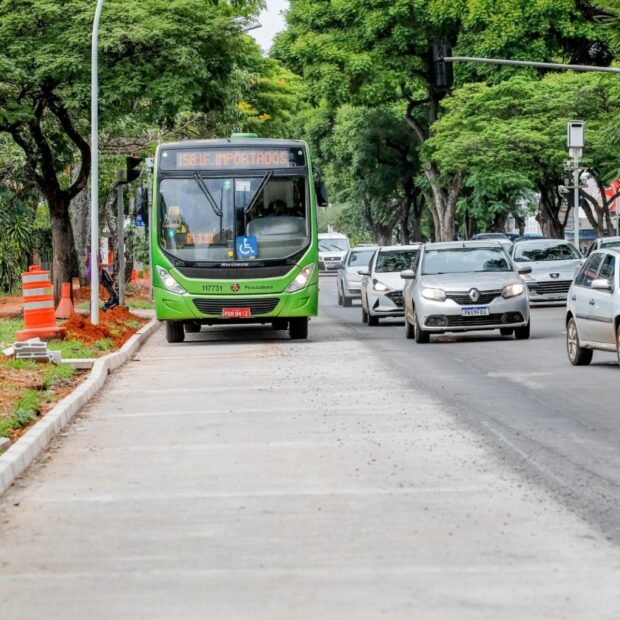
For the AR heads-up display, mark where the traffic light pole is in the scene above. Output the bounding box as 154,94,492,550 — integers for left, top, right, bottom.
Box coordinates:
441,56,620,75
90,0,105,326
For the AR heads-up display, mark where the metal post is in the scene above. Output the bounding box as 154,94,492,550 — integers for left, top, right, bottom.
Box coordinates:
117,179,125,307
90,0,105,325
573,159,580,252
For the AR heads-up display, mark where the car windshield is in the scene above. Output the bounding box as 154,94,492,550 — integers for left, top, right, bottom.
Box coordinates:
375,249,418,273
513,242,581,262
159,176,308,262
319,238,348,252
422,247,512,275
348,249,375,266
600,239,620,249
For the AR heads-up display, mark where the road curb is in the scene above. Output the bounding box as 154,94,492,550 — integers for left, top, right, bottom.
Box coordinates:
0,318,160,497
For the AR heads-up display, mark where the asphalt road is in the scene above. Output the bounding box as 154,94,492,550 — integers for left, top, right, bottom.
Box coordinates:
324,274,620,543
1,277,620,618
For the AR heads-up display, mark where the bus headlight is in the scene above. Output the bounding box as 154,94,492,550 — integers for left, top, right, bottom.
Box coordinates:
286,264,315,293
156,266,186,295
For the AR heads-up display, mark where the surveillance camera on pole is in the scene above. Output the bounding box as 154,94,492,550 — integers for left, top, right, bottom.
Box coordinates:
567,120,585,251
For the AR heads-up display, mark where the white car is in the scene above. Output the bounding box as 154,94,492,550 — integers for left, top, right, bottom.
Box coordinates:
318,232,350,272
360,245,420,325
337,246,377,306
584,235,620,257
511,239,582,304
566,248,620,366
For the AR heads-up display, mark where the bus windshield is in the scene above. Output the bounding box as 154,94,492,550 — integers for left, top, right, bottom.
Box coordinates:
159,175,308,262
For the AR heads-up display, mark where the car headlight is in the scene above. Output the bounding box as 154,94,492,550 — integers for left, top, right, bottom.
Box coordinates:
520,273,535,282
373,279,391,292
502,283,525,299
156,266,186,295
286,264,315,293
421,287,446,302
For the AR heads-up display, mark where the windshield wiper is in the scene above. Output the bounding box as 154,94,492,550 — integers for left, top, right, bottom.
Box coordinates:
192,172,223,217
244,171,273,214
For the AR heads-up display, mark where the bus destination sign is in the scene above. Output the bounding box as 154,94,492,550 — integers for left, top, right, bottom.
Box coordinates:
161,148,305,171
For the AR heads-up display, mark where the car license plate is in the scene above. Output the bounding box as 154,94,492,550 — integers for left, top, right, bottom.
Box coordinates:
222,308,251,318
543,295,565,301
461,306,489,317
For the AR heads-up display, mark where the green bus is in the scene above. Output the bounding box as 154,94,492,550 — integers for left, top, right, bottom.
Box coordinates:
150,135,327,343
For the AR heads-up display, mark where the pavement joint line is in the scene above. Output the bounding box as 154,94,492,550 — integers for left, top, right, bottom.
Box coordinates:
0,318,160,498
37,486,486,503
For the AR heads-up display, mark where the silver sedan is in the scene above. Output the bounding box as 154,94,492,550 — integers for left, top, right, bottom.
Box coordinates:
511,239,582,304
402,241,531,343
337,246,377,307
566,248,620,367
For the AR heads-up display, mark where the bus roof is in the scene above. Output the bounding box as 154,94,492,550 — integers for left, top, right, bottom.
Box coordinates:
158,138,307,150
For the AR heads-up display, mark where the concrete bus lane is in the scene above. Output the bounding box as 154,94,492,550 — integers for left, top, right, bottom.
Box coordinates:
325,274,620,545
0,284,619,618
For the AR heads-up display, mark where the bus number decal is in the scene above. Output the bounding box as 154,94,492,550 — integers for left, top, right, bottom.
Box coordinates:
203,284,224,293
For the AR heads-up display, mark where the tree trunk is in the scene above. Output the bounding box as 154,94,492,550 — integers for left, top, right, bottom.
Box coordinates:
69,184,90,283
425,164,463,241
375,225,393,246
49,197,75,304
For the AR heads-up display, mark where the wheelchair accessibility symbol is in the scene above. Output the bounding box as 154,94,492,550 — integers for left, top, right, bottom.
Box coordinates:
236,236,258,259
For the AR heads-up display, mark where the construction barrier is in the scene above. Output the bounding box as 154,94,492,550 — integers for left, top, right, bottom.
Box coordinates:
54,282,74,320
16,266,66,342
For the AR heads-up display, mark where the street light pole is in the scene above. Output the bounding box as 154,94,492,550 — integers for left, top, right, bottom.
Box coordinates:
567,121,585,252
90,0,105,326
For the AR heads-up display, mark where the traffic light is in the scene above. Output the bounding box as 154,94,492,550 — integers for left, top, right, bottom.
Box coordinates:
432,42,454,90
126,156,143,183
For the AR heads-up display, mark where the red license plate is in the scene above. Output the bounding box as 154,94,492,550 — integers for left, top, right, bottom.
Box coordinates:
222,307,251,319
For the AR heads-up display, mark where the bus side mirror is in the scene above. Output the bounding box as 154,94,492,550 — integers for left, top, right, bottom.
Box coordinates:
315,179,329,208
135,187,149,229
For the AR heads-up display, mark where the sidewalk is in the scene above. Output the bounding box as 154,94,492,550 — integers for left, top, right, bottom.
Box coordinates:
0,314,619,619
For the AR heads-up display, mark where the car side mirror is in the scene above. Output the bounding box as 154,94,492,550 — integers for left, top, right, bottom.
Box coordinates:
517,265,532,274
591,278,613,291
400,269,416,280
314,175,329,207
335,262,345,270
358,269,370,276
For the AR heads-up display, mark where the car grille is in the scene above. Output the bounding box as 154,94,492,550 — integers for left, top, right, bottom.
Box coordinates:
446,290,502,305
428,313,524,328
385,291,404,307
193,298,279,316
529,280,571,295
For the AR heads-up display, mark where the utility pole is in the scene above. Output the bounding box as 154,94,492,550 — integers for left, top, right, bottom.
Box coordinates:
116,176,126,307
567,121,585,251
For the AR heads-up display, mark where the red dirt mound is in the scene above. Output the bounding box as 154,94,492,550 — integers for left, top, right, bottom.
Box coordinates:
64,306,148,347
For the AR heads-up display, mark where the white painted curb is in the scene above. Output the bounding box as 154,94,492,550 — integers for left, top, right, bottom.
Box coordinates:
0,318,160,496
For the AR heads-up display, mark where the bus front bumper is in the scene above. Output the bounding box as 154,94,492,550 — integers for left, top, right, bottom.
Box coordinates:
154,285,319,321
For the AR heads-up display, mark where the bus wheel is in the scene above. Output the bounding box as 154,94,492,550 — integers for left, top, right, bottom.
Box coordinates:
184,321,201,333
289,317,308,340
272,318,289,330
166,321,185,343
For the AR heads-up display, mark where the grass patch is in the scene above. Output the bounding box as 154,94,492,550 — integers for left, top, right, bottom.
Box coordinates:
42,364,75,390
47,337,114,359
0,318,22,348
5,359,38,370
127,299,154,310
0,389,41,438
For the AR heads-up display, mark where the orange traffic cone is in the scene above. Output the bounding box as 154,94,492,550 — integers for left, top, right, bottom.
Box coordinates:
16,266,66,341
55,282,74,319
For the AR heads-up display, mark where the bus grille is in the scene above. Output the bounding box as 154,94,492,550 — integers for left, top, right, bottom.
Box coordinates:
193,298,280,316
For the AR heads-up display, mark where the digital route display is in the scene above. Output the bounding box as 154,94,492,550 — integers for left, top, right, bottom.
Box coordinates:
160,148,306,171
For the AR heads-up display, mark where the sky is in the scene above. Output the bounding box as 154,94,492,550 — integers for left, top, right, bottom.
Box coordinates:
250,0,289,53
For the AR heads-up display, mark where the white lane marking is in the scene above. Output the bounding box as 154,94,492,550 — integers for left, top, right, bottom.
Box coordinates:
38,487,484,503
486,371,555,390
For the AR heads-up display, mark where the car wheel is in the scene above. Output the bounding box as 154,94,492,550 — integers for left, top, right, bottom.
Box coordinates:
343,296,352,307
566,317,592,365
514,320,530,340
165,321,185,343
413,308,430,344
337,285,343,306
405,314,415,339
368,312,379,326
362,305,368,323
500,327,513,336
289,317,308,340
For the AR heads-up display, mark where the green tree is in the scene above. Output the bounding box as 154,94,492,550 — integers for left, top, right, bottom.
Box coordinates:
275,0,611,240
0,0,259,301
426,72,620,237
